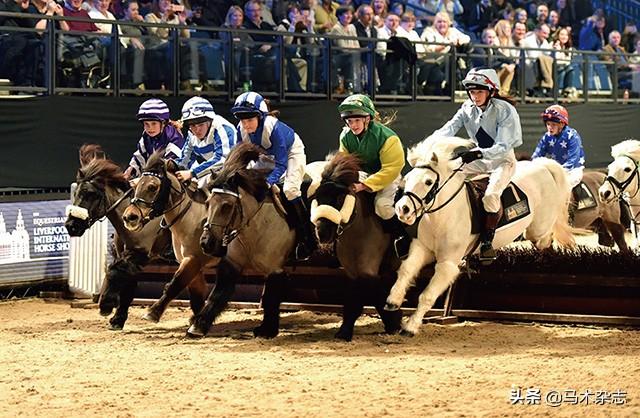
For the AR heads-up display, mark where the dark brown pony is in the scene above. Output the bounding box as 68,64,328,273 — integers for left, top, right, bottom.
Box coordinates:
65,145,172,329
311,152,402,341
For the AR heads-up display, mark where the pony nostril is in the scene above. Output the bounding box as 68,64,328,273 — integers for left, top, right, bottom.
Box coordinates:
125,213,138,223
603,190,611,199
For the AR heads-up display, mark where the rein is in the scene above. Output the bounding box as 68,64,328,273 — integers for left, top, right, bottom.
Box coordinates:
130,171,188,227
203,187,265,247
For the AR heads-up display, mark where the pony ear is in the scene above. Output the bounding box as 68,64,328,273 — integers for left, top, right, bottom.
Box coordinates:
430,152,439,164
166,159,179,174
407,148,420,168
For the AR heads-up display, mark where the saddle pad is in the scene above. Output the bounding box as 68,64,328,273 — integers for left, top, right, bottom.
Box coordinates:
466,179,531,234
572,182,598,211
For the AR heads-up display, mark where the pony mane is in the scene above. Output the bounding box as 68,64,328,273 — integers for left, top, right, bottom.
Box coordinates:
78,157,128,190
408,136,475,166
79,143,106,167
611,139,640,161
143,149,167,174
213,142,269,196
321,152,361,187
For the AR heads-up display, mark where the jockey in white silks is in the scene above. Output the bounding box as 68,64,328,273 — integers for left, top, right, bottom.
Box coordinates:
431,67,523,262
231,91,316,260
175,96,238,188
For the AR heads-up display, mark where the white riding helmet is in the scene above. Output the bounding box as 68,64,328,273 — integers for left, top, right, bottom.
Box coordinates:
461,68,501,93
181,96,216,124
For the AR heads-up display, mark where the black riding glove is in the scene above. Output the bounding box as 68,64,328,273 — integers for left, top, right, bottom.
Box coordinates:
460,150,483,164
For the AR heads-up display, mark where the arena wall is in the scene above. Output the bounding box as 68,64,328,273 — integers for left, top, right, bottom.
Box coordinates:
0,97,638,188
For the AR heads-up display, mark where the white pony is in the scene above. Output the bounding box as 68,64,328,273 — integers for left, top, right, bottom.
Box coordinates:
598,139,640,244
385,136,576,335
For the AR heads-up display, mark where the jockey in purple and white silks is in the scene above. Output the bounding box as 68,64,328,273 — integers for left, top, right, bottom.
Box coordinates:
431,67,523,262
231,91,316,260
125,98,185,180
532,104,585,188
175,96,237,185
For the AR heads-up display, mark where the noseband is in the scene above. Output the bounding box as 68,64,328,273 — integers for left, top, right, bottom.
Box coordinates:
310,182,356,237
68,180,133,226
402,164,464,217
203,187,263,247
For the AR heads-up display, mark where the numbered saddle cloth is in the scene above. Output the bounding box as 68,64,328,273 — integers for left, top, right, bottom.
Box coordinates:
466,176,531,234
572,182,597,211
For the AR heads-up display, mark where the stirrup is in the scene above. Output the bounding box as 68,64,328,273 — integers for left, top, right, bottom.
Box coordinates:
394,236,410,261
479,242,496,265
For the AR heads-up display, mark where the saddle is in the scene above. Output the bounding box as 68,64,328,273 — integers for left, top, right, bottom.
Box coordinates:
274,175,314,229
466,176,531,235
571,182,598,211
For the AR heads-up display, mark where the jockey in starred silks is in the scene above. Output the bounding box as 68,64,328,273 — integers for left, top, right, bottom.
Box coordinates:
431,67,523,262
532,104,585,188
175,96,238,188
125,98,185,180
231,91,316,260
336,93,411,259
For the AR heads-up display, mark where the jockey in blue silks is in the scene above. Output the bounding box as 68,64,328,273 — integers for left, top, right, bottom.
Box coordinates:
532,104,585,188
175,96,237,185
431,67,523,262
231,91,316,260
125,98,185,180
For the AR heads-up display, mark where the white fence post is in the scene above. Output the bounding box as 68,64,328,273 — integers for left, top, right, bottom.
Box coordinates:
67,219,109,298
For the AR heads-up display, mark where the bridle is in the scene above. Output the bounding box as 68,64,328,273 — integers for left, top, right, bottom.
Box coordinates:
68,179,132,226
129,171,191,229
310,181,357,237
402,163,465,218
604,155,640,201
202,186,264,247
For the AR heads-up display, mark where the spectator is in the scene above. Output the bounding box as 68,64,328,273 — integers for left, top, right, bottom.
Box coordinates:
521,23,553,96
330,6,360,93
89,0,124,85
277,4,315,92
514,7,528,29
352,4,379,92
548,10,560,33
314,0,339,34
512,21,527,46
423,0,464,26
578,13,605,51
534,3,549,27
64,0,100,32
370,0,388,29
144,0,191,90
119,0,147,89
621,22,638,54
552,26,579,97
420,11,470,94
490,0,510,25
407,0,434,32
220,6,253,88
494,19,519,96
185,1,229,33
389,2,404,16
572,0,593,42
464,0,493,40
471,27,516,97
601,30,633,91
376,13,412,93
553,0,575,29
243,0,279,90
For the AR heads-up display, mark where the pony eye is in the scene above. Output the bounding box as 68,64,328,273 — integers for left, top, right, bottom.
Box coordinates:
148,184,158,193
624,167,632,173
425,179,434,186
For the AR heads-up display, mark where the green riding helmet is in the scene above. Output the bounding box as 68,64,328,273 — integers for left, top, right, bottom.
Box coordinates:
338,94,377,119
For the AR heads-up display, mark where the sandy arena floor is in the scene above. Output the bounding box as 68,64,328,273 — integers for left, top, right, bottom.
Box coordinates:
1,298,639,417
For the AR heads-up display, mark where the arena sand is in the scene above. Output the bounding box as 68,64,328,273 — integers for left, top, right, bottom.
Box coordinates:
1,298,639,417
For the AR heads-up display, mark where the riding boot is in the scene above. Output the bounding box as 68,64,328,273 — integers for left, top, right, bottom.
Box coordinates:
479,211,501,264
290,198,316,261
382,217,411,260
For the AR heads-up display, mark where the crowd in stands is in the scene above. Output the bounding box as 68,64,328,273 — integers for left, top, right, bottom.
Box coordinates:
1,0,639,96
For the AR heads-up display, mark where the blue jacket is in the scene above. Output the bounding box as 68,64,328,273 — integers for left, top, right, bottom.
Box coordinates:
532,126,585,170
178,115,237,178
237,115,296,185
128,124,185,177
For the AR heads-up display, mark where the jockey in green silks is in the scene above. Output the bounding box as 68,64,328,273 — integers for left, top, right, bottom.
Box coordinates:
337,94,411,259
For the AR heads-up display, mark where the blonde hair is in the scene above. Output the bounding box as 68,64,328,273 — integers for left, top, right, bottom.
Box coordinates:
494,19,512,45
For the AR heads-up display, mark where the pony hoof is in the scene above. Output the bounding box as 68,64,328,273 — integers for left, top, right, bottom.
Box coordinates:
334,329,353,342
253,325,278,339
99,308,113,317
141,311,160,323
384,302,400,311
186,324,205,338
109,323,124,331
400,329,415,338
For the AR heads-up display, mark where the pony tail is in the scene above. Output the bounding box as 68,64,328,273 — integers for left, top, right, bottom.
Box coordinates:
492,92,517,107
263,98,281,119
375,109,398,126
168,119,184,131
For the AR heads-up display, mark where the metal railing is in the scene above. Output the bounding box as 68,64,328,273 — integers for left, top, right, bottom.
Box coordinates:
0,10,638,103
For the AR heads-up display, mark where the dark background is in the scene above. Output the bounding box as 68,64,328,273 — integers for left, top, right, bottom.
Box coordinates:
1,97,638,188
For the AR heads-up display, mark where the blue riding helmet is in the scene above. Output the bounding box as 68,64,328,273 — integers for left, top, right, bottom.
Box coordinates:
231,91,269,120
